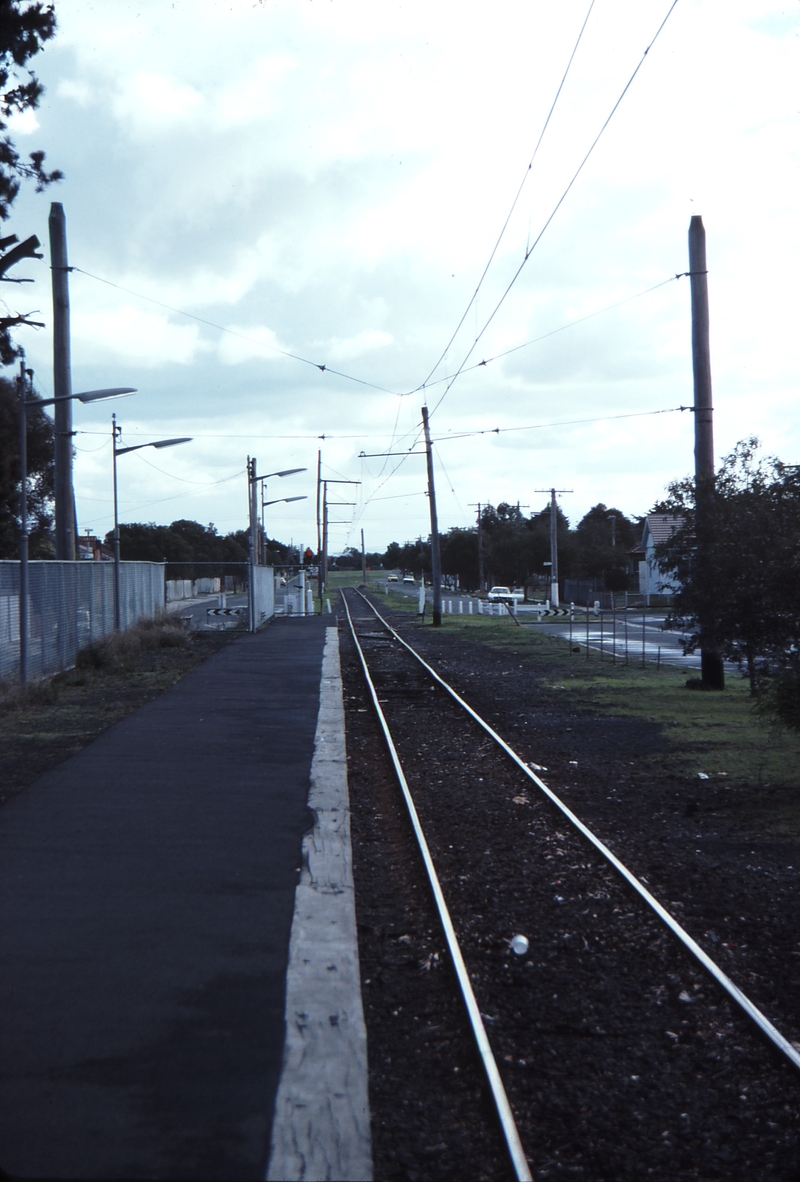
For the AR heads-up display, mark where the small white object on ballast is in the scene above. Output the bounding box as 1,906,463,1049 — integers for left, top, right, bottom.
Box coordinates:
509,935,529,956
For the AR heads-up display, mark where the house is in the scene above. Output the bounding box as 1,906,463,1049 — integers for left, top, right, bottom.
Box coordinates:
637,514,683,604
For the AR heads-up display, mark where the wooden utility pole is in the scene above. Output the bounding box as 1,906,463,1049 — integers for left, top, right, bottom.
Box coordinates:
360,528,367,585
316,449,323,601
689,215,724,690
50,202,75,559
321,481,328,592
421,406,442,626
535,488,572,607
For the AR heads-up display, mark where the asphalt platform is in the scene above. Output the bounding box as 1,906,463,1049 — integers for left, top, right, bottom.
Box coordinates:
0,612,353,1181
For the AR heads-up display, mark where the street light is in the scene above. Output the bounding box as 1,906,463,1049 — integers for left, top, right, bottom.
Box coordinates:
16,359,136,684
260,494,308,563
112,415,192,630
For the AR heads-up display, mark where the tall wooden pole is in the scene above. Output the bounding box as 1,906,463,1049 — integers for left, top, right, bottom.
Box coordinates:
316,449,323,601
50,202,75,559
322,481,328,593
689,215,724,690
421,406,441,626
549,489,559,607
360,528,367,585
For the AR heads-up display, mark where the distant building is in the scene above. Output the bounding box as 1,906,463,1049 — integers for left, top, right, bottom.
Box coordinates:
77,534,113,561
637,514,683,603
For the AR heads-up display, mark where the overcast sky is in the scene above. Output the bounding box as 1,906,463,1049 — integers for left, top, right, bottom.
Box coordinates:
6,0,800,553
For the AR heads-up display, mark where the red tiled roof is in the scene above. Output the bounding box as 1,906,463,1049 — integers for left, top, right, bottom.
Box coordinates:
645,514,683,544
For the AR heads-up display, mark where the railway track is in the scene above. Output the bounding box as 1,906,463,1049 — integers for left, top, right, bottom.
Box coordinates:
340,588,800,1181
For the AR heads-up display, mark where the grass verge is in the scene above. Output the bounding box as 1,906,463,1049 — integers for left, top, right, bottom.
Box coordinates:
369,601,800,834
0,617,236,809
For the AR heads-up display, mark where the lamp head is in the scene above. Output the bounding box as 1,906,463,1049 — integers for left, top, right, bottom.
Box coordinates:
75,387,137,404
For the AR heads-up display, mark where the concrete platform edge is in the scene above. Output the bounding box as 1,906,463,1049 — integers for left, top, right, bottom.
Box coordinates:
266,626,373,1182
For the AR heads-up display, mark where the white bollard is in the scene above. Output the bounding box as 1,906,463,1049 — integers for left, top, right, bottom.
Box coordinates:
458,600,463,614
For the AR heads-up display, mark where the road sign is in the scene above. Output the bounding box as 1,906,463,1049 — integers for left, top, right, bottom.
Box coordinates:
207,607,246,618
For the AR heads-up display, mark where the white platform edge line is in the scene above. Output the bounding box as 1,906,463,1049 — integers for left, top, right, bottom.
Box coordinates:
266,627,373,1182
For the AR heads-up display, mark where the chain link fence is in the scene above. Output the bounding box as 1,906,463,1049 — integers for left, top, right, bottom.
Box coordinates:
0,560,165,682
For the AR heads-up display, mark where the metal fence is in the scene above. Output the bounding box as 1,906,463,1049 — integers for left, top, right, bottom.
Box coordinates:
0,560,165,682
161,562,276,631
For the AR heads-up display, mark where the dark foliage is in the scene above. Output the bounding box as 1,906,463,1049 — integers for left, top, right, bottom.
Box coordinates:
109,519,298,578
656,438,800,714
0,2,62,360
384,499,639,594
0,370,54,556
0,1,61,214
574,502,638,582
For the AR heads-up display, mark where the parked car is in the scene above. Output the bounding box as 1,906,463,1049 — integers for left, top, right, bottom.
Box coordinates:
403,575,415,584
487,586,524,602
387,574,398,582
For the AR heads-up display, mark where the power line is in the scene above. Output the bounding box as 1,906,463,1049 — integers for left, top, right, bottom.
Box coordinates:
427,0,681,419
431,404,689,444
420,0,597,389
70,265,402,395
420,274,686,389
130,452,246,486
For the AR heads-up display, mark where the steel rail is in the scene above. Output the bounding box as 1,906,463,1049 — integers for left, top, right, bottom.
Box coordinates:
353,589,800,1076
341,591,533,1182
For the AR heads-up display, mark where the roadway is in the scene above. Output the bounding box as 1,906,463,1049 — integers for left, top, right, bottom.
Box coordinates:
375,582,711,671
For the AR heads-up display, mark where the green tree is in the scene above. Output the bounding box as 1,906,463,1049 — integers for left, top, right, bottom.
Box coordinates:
0,371,54,556
440,526,478,589
112,520,254,576
656,439,800,699
0,1,62,361
574,503,637,588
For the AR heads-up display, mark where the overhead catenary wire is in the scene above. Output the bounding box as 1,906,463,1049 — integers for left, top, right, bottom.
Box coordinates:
130,452,246,487
420,0,597,390
427,0,682,419
69,266,401,396
420,273,689,390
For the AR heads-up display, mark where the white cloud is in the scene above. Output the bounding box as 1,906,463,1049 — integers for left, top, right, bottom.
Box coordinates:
6,0,799,549
71,306,210,367
6,109,40,135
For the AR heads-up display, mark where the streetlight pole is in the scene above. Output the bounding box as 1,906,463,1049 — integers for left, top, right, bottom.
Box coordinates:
246,464,306,628
17,375,136,683
113,423,192,630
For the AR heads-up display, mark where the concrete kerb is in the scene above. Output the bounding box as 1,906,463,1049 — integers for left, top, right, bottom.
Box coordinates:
267,627,373,1182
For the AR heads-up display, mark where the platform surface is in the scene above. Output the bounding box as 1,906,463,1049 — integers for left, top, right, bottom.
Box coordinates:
0,614,343,1181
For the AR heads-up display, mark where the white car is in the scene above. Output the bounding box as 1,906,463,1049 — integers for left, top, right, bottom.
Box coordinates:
487,586,524,602
387,574,398,582
403,575,415,584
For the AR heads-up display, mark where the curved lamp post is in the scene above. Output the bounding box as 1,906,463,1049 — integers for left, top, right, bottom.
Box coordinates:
245,464,307,627
112,415,192,630
260,494,308,562
17,357,136,684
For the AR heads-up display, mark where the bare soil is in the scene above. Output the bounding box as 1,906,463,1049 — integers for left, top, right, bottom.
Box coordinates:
341,594,800,1181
